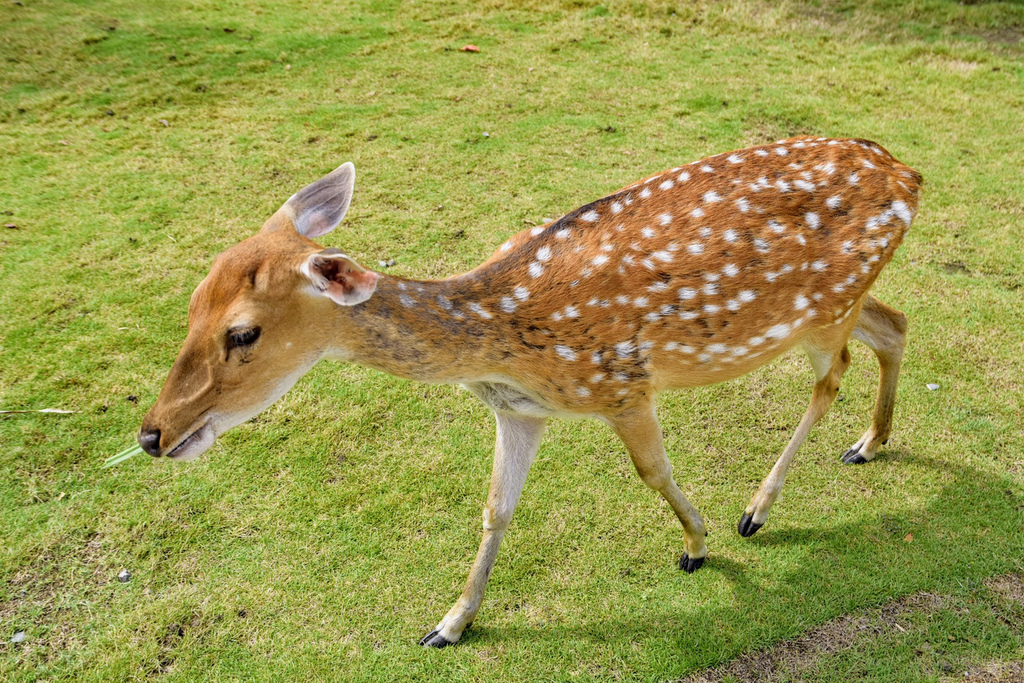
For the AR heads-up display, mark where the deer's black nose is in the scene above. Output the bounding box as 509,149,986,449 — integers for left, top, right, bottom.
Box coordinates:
138,428,162,457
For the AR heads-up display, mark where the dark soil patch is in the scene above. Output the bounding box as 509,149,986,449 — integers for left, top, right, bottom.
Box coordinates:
684,574,1024,683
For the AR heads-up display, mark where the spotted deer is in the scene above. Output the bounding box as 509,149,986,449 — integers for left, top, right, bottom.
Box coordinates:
139,136,922,647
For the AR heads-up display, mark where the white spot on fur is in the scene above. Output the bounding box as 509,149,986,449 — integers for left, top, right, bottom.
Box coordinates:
768,219,785,233
794,179,815,192
611,202,623,214
806,212,820,230
794,294,809,310
592,254,609,266
755,149,769,157
531,227,544,236
826,195,841,209
501,241,513,252
469,302,492,319
500,297,517,313
703,304,720,314
400,294,416,308
555,345,577,361
659,213,673,226
703,191,722,203
581,210,600,222
678,287,697,300
811,260,828,271
529,261,545,278
652,250,673,263
555,228,571,239
691,207,705,218
701,164,714,173
536,246,551,262
576,386,591,398
659,180,674,191
766,323,790,339
513,286,530,301
615,341,635,358
437,295,453,311
703,283,719,295
640,188,651,199
677,171,690,182
727,154,744,164
738,290,756,303
723,229,738,243
892,200,913,226
736,197,750,213
687,243,704,255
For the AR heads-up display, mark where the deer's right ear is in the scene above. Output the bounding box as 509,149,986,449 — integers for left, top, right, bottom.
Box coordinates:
300,249,379,306
265,162,355,238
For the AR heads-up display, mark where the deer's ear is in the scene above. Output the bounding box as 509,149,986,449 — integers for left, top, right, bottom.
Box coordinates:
300,249,379,306
267,162,355,238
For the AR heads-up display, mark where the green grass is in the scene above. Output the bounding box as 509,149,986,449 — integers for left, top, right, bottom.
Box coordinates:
2,0,1023,680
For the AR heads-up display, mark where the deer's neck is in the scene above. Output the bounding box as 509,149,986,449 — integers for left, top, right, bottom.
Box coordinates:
334,273,505,383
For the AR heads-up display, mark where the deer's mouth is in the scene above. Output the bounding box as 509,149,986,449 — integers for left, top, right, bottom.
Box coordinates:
166,422,215,461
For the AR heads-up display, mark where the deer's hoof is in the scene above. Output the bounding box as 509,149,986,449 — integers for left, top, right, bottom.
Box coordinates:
841,447,869,465
738,512,763,538
678,553,705,573
419,629,455,648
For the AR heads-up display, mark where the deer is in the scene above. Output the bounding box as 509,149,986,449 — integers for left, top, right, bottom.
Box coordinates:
138,136,922,647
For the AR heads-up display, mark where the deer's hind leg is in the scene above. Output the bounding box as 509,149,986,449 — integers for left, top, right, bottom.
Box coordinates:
841,294,908,464
608,400,708,573
738,316,857,537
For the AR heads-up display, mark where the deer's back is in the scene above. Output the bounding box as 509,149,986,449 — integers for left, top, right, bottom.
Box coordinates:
466,137,921,412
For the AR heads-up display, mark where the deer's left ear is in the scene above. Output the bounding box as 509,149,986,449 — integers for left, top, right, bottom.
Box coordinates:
301,249,379,306
268,162,355,238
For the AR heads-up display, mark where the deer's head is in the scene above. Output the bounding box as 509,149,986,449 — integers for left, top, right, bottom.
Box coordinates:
139,163,380,460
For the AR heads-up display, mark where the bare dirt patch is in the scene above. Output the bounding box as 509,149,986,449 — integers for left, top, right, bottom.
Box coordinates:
684,575,1024,683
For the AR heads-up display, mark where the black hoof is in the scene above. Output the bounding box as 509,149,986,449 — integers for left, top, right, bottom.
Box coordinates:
419,629,454,648
841,448,868,465
738,512,763,538
678,553,705,573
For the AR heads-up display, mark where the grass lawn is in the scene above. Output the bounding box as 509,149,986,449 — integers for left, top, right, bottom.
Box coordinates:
2,0,1023,679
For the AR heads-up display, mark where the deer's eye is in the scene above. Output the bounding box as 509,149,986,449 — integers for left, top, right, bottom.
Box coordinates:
228,327,261,348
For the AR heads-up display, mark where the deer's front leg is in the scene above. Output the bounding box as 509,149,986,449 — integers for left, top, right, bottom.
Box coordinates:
420,412,547,648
